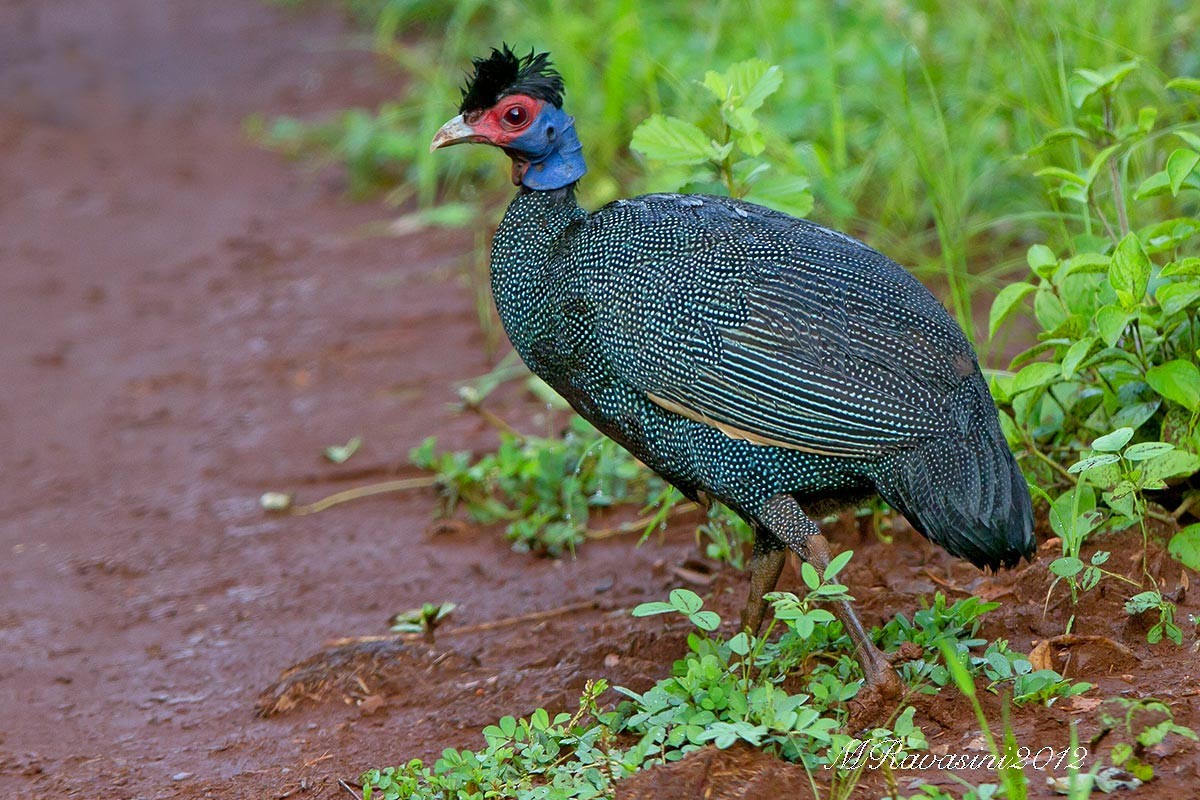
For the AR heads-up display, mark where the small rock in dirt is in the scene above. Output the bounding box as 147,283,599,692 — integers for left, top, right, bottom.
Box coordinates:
604,653,620,668
172,772,192,781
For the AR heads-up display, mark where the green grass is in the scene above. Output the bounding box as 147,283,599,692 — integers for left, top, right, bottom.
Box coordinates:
259,0,1199,339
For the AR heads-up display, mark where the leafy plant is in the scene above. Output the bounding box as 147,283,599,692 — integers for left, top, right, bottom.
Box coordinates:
1123,590,1182,645
876,593,997,691
629,58,813,217
361,577,925,799
990,63,1200,493
974,641,1091,706
390,601,456,639
410,416,665,556
1094,697,1198,783
361,679,635,800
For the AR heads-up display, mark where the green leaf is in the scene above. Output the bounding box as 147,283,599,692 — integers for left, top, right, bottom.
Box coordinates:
1067,74,1098,108
631,601,675,617
1166,77,1200,95
1034,166,1086,186
732,126,765,157
743,174,813,217
800,561,821,591
1093,427,1135,452
1134,170,1172,199
1168,524,1200,571
1034,288,1068,331
989,283,1036,338
702,70,729,101
692,610,721,631
1062,252,1112,276
1094,304,1135,347
1084,144,1121,190
1161,258,1200,277
727,631,751,655
1032,126,1089,150
1111,400,1160,432
1069,61,1139,108
1123,442,1175,461
1138,105,1159,133
631,115,716,165
1177,130,1200,151
1069,453,1121,473
1061,337,1096,380
1027,244,1058,275
825,549,853,580
1142,450,1200,483
725,59,783,115
1166,148,1200,195
669,588,704,615
1050,557,1085,578
1110,233,1151,310
1010,361,1060,395
1146,360,1200,411
1156,281,1200,316
1125,590,1161,615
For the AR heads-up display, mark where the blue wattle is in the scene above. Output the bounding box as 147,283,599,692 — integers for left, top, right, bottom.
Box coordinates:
507,105,588,190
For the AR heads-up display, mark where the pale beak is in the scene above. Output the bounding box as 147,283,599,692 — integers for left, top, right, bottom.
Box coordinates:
430,114,479,152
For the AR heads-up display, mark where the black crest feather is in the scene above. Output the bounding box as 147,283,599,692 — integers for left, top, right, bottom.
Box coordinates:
458,45,564,114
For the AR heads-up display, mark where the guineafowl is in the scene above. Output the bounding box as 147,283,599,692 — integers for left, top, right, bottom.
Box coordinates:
431,46,1034,700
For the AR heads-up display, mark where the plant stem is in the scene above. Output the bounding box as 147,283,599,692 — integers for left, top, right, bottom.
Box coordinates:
1104,98,1131,237
288,476,438,515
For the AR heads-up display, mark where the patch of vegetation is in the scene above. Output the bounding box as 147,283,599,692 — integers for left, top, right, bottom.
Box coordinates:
629,58,813,218
410,417,664,556
990,61,1200,492
363,577,1090,799
411,415,757,560
1094,696,1198,783
389,601,456,640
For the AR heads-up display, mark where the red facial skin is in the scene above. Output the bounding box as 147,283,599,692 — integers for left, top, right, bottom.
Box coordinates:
464,94,542,147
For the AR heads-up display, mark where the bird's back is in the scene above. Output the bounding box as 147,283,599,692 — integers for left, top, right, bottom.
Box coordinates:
491,189,1033,568
557,193,977,454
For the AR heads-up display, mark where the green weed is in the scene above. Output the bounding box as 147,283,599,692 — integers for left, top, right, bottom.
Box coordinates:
1094,697,1198,783
361,576,1091,798
629,58,813,217
410,417,663,556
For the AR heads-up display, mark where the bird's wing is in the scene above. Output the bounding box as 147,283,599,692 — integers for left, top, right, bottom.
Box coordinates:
582,195,976,459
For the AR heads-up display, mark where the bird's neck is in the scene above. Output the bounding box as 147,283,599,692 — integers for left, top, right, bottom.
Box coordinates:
490,188,586,353
513,107,587,191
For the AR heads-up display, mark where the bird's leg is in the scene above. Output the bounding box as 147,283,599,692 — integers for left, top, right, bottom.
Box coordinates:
739,533,786,634
761,495,901,702
803,532,900,699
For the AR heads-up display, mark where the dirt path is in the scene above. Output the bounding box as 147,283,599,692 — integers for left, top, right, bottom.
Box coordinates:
0,3,690,796
2,3,1198,799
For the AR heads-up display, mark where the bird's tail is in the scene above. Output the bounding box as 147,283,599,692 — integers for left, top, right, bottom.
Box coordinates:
871,377,1035,570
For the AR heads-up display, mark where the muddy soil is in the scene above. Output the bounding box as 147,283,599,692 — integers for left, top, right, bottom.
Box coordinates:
1,2,1197,799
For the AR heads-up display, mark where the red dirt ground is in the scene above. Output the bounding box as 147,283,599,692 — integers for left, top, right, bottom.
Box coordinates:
1,3,1197,798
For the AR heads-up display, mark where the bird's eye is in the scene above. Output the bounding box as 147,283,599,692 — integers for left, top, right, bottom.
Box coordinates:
502,105,529,128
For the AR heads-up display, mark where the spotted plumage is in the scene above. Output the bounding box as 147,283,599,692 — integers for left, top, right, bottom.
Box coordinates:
490,188,1033,568
431,48,1035,696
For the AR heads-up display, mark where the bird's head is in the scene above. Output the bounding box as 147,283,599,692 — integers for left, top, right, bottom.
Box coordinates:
430,46,586,191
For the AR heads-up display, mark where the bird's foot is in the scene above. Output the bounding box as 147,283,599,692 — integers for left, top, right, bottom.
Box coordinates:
844,642,922,732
